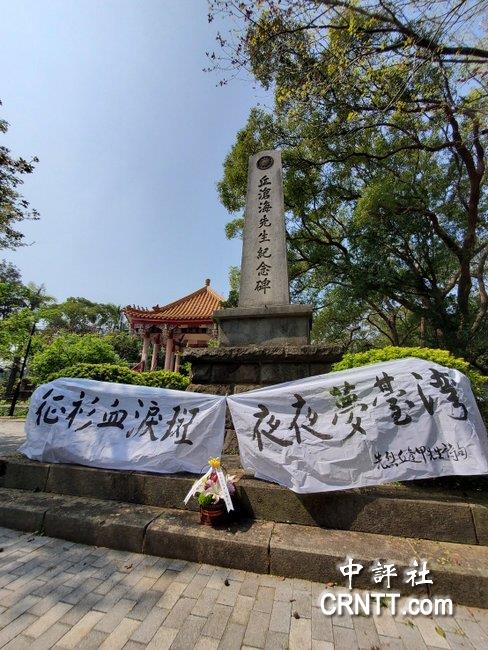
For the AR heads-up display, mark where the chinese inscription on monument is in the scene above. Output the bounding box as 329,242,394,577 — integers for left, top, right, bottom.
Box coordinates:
239,150,290,307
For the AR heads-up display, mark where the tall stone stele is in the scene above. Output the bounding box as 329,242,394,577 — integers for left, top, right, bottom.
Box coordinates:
184,149,340,401
213,150,314,347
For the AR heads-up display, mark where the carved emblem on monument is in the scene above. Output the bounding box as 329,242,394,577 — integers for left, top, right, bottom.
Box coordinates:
256,155,274,170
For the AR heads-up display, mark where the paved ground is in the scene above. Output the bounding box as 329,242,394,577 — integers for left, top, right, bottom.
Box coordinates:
0,419,25,456
0,528,485,650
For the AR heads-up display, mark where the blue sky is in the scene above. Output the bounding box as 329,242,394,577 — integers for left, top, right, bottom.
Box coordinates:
1,0,264,307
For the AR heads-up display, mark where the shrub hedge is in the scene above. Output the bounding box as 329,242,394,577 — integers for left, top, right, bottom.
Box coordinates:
46,363,190,391
333,346,485,391
137,370,190,390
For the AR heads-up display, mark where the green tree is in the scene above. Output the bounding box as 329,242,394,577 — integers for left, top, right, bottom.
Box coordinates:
0,266,129,383
39,297,123,335
211,1,487,366
0,260,21,285
0,262,53,387
221,266,240,308
0,101,39,250
0,261,52,320
311,286,424,351
30,333,120,384
105,331,141,364
0,309,35,363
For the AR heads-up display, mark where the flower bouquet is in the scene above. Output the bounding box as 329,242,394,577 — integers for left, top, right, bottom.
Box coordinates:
184,458,237,526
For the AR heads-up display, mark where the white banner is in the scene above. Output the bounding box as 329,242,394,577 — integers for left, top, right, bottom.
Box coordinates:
227,358,488,493
21,378,227,475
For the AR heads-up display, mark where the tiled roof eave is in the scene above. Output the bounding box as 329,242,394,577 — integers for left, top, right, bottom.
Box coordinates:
123,284,224,324
126,314,214,324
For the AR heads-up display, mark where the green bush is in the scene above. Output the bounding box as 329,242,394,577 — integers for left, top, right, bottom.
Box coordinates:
31,334,120,383
179,360,192,377
332,346,487,418
47,363,138,385
136,370,190,391
46,363,190,391
333,346,485,392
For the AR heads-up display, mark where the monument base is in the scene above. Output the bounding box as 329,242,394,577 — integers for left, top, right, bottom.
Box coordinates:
184,342,342,454
213,304,314,347
183,344,342,392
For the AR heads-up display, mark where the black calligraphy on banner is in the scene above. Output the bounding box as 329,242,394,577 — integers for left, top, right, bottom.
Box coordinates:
34,390,201,446
252,404,290,452
330,381,368,439
248,367,470,457
252,393,332,451
374,442,468,469
226,359,487,494
288,394,332,442
328,366,469,442
412,368,467,420
35,388,65,425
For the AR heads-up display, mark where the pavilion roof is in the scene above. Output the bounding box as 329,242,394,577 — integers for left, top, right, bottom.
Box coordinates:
124,280,224,323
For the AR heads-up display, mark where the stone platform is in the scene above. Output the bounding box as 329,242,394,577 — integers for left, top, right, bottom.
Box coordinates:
0,485,486,606
0,454,487,606
183,344,342,394
1,454,486,546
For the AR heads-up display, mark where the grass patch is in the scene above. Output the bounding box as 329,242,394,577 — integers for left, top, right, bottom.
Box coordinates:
0,400,29,418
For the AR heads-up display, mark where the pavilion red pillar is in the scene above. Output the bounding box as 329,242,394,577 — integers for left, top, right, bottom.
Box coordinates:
140,333,150,371
174,351,181,373
150,336,161,371
164,332,174,371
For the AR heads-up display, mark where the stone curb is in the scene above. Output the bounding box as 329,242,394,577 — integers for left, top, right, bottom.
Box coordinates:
1,454,486,545
0,487,486,607
144,510,273,573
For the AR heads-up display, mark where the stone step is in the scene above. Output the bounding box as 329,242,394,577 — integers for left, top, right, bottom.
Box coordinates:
0,486,486,607
1,453,486,546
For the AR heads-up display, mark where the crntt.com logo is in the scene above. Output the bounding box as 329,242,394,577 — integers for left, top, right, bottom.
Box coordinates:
319,591,453,617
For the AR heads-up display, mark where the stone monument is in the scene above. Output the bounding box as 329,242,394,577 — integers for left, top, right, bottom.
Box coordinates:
184,149,341,401
214,150,314,347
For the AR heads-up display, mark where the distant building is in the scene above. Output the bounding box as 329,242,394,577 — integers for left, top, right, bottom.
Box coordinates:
124,279,223,372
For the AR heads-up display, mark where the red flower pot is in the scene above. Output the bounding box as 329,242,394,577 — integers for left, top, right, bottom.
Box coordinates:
199,501,226,526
